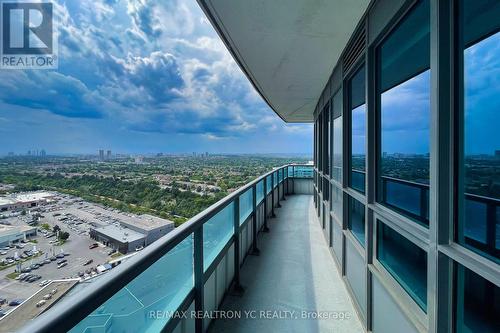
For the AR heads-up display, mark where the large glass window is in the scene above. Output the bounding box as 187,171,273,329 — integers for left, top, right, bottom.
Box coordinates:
377,0,430,226
349,66,366,194
456,0,500,263
331,185,342,221
322,105,330,176
348,196,365,247
377,221,427,311
332,89,343,183
455,263,499,333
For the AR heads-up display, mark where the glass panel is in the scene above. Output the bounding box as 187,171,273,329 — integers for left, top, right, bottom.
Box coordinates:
377,221,427,311
266,175,272,194
256,180,264,204
326,105,331,176
349,65,366,194
239,188,253,224
273,172,278,188
378,0,430,226
455,263,500,333
278,169,283,182
294,166,314,178
204,202,234,270
70,236,194,333
348,196,365,247
331,184,343,221
332,115,343,183
458,0,500,263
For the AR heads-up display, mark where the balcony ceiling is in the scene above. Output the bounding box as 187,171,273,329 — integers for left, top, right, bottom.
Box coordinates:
197,0,370,123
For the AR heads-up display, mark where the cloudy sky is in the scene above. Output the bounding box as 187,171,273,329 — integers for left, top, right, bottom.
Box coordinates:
0,0,312,156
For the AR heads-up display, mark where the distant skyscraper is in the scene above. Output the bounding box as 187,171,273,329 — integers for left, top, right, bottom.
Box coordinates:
41,150,46,157
99,149,104,160
106,150,112,159
495,150,500,159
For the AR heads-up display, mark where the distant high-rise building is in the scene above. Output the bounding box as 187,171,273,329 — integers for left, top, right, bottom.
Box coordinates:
99,149,104,160
40,150,46,157
495,150,500,159
106,150,112,159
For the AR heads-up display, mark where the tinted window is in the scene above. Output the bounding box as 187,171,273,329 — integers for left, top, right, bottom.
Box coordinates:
349,66,366,194
332,89,342,183
455,263,500,332
377,0,430,226
348,196,365,247
457,0,500,263
377,221,427,311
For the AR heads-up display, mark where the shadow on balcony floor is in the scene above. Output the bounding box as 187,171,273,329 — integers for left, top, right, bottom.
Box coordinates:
208,194,363,333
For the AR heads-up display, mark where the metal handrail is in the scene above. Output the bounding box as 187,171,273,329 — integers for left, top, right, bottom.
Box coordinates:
19,164,312,333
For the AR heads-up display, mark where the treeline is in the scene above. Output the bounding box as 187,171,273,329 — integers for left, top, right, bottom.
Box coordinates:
0,172,226,226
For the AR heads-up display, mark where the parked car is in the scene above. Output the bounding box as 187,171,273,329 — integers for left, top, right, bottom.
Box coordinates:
57,259,67,265
39,280,51,287
89,243,98,249
57,262,67,269
36,300,47,307
42,294,52,300
83,259,93,266
9,299,23,306
0,298,7,305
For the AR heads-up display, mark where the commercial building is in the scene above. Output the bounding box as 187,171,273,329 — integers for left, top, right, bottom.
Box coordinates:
90,224,146,254
0,225,37,247
0,191,56,212
89,214,174,253
21,1,499,333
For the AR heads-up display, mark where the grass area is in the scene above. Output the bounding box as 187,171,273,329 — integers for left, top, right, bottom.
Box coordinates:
30,240,38,244
0,251,43,271
110,252,123,259
6,272,19,279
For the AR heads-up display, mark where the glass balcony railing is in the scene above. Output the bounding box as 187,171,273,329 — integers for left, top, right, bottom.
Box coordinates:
291,165,314,178
19,164,311,333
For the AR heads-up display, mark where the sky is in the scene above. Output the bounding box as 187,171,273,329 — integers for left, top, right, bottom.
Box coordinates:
0,0,312,156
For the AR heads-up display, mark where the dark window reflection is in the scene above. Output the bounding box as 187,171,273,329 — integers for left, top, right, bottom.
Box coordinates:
458,0,500,263
348,196,365,247
455,264,500,332
377,0,430,226
349,66,366,194
377,221,427,311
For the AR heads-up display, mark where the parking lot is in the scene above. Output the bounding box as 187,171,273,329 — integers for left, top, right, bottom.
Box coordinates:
0,194,130,320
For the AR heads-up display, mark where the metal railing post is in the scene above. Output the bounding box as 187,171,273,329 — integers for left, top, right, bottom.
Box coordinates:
292,166,295,194
231,196,244,295
251,184,260,255
271,171,276,218
282,168,287,200
193,226,204,333
263,177,270,232
277,170,282,208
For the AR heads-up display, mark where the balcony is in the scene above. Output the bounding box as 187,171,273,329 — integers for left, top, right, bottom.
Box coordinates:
18,164,361,333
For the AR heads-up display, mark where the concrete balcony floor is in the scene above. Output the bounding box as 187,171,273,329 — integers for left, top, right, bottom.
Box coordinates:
209,194,363,333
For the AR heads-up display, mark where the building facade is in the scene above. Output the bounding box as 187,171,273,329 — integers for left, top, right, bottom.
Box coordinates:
312,0,499,332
